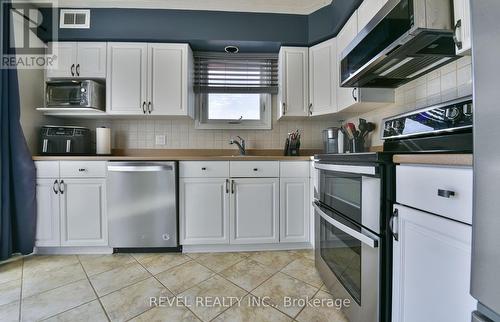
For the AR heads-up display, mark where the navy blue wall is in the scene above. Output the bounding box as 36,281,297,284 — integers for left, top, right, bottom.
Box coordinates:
40,0,362,52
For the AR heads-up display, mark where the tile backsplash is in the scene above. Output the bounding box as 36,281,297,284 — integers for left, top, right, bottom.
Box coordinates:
68,56,472,151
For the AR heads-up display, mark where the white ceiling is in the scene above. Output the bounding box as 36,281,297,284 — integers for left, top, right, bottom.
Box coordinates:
36,0,333,15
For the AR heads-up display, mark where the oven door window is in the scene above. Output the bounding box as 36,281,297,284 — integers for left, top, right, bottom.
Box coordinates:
319,171,362,223
320,216,362,304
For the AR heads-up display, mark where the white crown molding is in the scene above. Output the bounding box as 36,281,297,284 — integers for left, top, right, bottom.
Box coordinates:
32,0,332,15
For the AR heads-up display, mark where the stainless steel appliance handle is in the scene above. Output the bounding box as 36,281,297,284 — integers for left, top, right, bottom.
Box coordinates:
108,165,174,172
314,162,376,175
314,202,379,248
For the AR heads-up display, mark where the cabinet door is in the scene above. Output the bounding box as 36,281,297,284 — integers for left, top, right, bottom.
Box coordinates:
35,179,61,247
179,178,230,245
392,204,476,322
107,43,148,114
453,0,472,55
278,47,309,119
46,42,77,78
337,12,359,112
230,178,279,244
280,178,309,243
76,42,107,78
309,38,337,116
148,43,189,116
60,179,108,246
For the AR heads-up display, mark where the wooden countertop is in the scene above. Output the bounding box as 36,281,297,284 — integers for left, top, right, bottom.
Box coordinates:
32,149,318,161
393,154,473,166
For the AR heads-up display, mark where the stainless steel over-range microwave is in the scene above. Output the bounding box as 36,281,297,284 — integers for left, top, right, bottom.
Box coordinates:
45,80,105,111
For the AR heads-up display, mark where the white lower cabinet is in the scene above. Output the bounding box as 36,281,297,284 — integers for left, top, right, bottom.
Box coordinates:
35,179,61,247
179,178,230,245
230,178,279,244
34,161,108,248
280,177,310,243
60,179,108,246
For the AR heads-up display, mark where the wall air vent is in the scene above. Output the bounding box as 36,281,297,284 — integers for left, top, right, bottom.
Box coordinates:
59,9,90,29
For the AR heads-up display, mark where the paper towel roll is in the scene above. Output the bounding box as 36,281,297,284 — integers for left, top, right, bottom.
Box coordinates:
96,127,111,155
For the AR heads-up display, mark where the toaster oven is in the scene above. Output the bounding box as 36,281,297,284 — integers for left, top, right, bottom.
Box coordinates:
45,80,105,111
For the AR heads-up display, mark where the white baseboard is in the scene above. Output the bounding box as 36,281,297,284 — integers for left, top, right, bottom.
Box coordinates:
182,242,312,253
34,246,114,255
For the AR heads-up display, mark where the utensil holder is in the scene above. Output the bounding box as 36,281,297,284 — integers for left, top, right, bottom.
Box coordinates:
350,137,365,153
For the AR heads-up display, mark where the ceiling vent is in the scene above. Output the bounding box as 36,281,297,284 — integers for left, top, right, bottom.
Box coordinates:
59,9,90,29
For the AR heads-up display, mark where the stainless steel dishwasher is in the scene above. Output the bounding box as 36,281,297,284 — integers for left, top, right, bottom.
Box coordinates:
107,161,178,249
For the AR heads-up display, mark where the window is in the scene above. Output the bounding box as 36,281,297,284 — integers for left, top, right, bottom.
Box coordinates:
194,52,277,129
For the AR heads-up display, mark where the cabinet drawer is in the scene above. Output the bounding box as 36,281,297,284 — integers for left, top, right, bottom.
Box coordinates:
180,161,229,178
280,161,310,177
230,161,279,177
396,165,473,224
60,161,107,178
35,161,60,178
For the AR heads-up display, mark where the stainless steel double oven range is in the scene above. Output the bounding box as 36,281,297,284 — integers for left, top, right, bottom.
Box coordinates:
313,153,393,322
313,96,474,322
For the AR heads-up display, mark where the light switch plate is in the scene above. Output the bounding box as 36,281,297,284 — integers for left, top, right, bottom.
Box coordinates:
155,135,166,145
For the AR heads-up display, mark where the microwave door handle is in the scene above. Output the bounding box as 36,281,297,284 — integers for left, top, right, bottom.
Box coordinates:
314,202,379,248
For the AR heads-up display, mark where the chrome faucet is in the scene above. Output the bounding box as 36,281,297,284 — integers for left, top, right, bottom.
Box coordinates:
229,136,246,155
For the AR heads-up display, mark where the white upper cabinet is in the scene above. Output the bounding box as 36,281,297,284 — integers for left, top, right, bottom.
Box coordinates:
278,47,309,119
76,43,107,78
336,9,395,113
107,42,194,117
107,43,148,115
148,43,193,116
453,0,472,55
309,38,337,116
46,42,106,79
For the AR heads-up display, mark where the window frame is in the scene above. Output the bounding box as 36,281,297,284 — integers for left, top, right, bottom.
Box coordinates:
195,93,272,130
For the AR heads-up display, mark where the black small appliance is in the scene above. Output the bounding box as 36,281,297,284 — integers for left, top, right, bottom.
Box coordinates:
39,126,91,155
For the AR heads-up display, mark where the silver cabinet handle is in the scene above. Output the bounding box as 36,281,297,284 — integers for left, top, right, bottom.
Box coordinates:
225,179,229,194
142,101,146,114
53,180,59,194
231,180,235,194
70,64,75,76
76,64,80,76
148,102,152,114
390,208,399,241
314,202,379,248
453,19,463,49
59,180,65,194
438,189,455,198
352,88,358,101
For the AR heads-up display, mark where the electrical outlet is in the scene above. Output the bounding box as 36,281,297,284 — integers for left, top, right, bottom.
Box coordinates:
155,135,166,145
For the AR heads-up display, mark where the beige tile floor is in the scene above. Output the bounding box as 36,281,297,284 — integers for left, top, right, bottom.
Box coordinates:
0,250,349,322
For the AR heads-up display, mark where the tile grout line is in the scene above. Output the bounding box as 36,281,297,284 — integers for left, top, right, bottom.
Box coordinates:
292,283,322,321
76,255,112,322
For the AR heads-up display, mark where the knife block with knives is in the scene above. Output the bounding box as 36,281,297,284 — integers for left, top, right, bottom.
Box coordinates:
284,129,301,156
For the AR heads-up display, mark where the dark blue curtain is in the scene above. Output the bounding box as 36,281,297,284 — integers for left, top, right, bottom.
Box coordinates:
0,0,37,260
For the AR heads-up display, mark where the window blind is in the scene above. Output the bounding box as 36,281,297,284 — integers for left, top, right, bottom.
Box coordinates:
194,52,279,94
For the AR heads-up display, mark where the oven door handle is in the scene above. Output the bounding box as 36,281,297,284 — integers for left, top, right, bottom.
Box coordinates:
314,203,379,248
314,163,376,175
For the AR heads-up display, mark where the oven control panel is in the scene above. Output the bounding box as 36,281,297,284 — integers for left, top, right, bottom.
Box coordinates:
382,96,473,140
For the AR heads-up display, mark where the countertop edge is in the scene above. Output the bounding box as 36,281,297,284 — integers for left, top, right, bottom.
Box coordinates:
32,156,315,161
393,154,473,166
